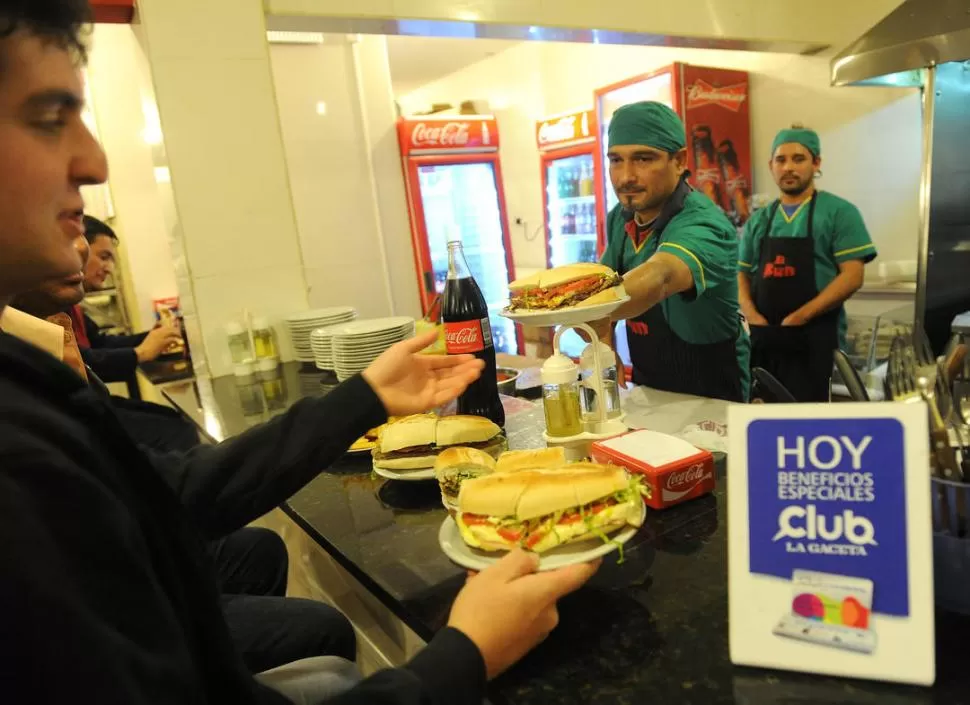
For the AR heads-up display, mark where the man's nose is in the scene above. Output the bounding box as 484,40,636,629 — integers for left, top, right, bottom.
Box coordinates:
72,123,109,187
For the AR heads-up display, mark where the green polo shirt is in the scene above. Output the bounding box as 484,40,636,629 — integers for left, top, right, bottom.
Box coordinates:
601,191,750,399
738,190,877,347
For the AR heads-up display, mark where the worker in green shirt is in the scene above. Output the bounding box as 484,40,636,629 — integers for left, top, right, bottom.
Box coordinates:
738,127,877,402
595,101,749,402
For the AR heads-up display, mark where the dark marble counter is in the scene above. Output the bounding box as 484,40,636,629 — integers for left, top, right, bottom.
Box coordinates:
163,363,970,705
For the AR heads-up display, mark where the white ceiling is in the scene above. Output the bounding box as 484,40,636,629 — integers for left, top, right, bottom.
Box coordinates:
386,35,520,97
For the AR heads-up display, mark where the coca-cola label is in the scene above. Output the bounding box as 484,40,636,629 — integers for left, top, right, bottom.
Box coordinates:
661,463,712,503
399,117,499,154
685,79,747,112
412,121,470,147
665,463,708,492
444,318,491,354
535,110,594,148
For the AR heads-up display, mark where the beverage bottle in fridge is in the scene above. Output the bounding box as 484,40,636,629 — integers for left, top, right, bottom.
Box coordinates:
442,240,505,427
580,162,593,196
571,167,581,197
558,168,569,199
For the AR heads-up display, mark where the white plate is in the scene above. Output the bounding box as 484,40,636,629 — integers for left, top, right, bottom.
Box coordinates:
285,307,356,323
327,317,415,337
438,503,644,572
373,464,436,480
499,290,630,328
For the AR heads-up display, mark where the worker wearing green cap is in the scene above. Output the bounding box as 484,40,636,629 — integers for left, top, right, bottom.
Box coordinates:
596,101,749,402
738,126,877,402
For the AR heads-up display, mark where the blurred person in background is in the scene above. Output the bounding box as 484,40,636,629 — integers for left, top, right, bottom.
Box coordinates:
0,3,598,704
77,214,182,382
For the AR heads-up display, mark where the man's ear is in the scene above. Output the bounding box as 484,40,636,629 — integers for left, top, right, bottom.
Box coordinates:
672,147,689,172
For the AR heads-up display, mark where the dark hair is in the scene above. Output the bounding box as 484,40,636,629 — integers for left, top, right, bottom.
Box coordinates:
83,214,118,244
0,0,91,65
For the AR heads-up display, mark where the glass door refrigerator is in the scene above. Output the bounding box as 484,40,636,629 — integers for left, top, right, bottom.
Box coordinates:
397,115,523,355
536,109,599,357
592,63,752,367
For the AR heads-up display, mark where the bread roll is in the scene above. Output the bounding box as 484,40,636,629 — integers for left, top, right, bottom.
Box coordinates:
538,263,616,288
573,286,622,308
508,270,544,292
435,415,501,446
495,448,566,474
434,446,497,474
378,414,436,454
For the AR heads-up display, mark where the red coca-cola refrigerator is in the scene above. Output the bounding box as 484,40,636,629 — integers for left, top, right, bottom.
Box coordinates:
592,64,751,367
397,115,522,355
535,109,600,269
593,63,752,251
535,108,600,358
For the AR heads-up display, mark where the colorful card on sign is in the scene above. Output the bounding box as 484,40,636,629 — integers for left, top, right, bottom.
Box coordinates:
728,403,934,686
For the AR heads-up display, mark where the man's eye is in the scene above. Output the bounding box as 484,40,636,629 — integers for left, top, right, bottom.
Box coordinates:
33,119,66,134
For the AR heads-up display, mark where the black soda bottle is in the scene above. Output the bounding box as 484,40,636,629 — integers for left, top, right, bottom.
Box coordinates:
441,240,505,427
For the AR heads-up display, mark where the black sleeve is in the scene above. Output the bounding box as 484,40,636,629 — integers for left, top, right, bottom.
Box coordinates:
325,628,488,705
84,312,148,350
80,345,138,383
147,374,387,538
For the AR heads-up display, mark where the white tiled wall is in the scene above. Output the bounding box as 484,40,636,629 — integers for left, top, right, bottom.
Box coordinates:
137,0,309,377
85,25,179,331
269,37,421,319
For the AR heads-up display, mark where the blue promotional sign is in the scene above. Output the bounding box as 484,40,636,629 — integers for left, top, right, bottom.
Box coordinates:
728,404,934,686
747,418,908,616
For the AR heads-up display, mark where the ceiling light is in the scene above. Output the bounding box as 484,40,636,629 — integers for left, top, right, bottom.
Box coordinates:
267,31,325,45
316,101,327,116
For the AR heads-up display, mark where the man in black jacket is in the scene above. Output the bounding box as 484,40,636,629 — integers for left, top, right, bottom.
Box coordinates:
77,214,184,382
8,268,361,675
0,3,599,704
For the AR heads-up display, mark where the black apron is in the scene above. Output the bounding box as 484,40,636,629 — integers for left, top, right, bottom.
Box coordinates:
618,178,744,403
749,192,839,402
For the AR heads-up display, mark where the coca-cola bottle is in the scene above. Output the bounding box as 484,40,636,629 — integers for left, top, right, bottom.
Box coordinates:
442,241,505,427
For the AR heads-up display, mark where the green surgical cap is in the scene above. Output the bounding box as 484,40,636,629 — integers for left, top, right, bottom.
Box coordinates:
608,101,686,153
771,128,820,158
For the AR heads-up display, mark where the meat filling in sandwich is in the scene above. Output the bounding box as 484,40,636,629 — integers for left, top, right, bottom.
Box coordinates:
509,263,623,311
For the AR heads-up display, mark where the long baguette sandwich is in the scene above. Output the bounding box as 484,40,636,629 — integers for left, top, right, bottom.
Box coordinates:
508,263,623,311
373,414,504,471
455,463,647,553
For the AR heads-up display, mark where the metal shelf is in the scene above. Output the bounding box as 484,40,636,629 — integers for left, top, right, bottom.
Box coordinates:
547,194,596,207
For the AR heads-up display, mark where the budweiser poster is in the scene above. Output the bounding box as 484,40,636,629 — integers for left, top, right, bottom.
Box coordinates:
397,117,499,155
681,65,752,227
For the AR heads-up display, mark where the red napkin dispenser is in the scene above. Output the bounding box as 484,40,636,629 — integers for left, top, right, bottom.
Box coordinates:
591,429,715,510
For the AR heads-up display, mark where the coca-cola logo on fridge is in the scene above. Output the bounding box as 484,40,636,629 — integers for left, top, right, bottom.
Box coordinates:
665,463,708,493
400,118,498,153
536,110,593,148
685,79,747,112
411,121,470,147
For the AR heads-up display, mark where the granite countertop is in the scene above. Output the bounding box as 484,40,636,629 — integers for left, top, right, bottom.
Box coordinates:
164,362,970,705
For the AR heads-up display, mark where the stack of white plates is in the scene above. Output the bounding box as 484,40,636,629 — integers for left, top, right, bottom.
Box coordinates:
284,307,356,362
330,317,416,381
310,326,341,370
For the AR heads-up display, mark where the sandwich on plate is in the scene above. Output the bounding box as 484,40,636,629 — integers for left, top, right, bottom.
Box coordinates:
495,447,567,474
455,463,648,554
434,446,497,509
373,414,504,472
508,263,623,311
